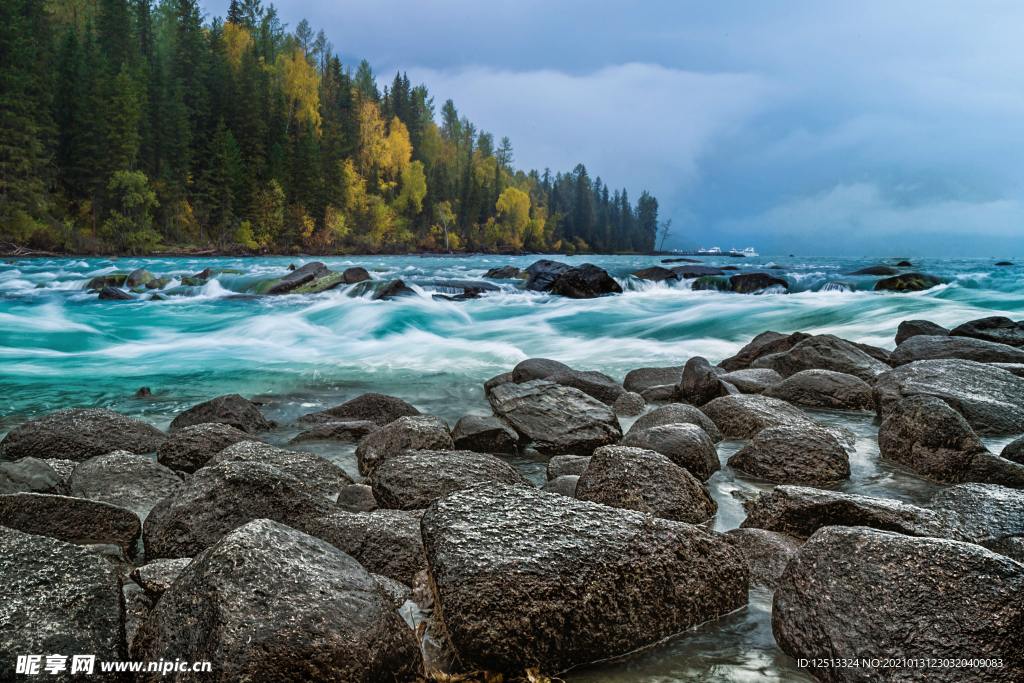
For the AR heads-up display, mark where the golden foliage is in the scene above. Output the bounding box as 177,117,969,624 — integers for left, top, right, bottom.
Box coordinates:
278,49,322,137
222,22,253,71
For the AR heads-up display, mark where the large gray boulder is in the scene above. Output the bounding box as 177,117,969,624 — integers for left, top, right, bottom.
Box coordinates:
157,422,263,473
142,461,335,560
612,391,645,416
927,483,1024,557
303,509,426,585
547,369,626,405
872,359,1024,436
740,485,966,541
728,425,851,485
772,526,1024,683
700,394,853,444
679,356,730,406
169,394,273,434
895,319,949,346
950,315,1024,347
575,446,718,523
420,484,748,674
719,331,812,372
299,393,421,425
365,449,531,510
751,334,890,381
69,451,182,520
763,369,873,411
0,457,70,495
488,380,622,455
627,403,723,442
133,519,423,682
623,365,685,393
510,357,572,383
724,528,803,590
717,368,783,394
451,415,518,454
889,334,1024,366
0,492,141,557
209,441,355,501
619,423,721,482
0,527,127,680
0,408,166,462
354,415,453,477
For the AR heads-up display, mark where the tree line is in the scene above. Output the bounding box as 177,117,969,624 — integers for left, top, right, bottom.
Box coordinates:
0,0,660,254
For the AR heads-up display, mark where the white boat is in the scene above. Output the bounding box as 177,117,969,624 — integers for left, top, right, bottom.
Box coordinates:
698,247,722,255
730,247,758,257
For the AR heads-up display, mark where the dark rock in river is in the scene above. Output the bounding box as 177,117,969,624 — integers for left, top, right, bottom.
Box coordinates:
0,492,142,557
740,485,964,540
895,319,950,345
847,265,898,276
373,279,416,299
641,383,683,402
772,526,1024,683
548,263,623,298
133,519,423,683
612,391,645,416
0,527,127,681
620,423,720,482
168,393,273,434
0,407,166,462
156,422,262,473
546,454,592,479
483,265,523,279
872,359,1024,436
680,356,731,406
751,334,890,381
337,483,379,512
762,369,873,411
88,272,128,289
996,261,1014,266
700,394,848,442
1004,436,1024,465
98,285,133,300
632,266,678,281
889,334,1024,366
670,265,725,278
547,368,626,404
662,257,702,263
265,261,332,294
304,509,426,585
728,425,851,485
874,272,944,292
628,403,723,442
451,415,518,454
719,331,812,372
134,386,152,397
511,357,573,383
950,315,1024,347
290,420,379,444
354,415,453,477
209,440,355,501
299,392,421,425
729,271,789,293
194,267,214,280
125,268,155,287
366,449,531,510
523,259,571,291
142,460,334,560
927,483,1024,558
69,451,182,520
542,475,579,497
484,371,514,395
849,340,892,365
718,368,783,393
343,266,371,284
575,445,718,523
420,483,748,674
0,457,71,495
131,557,191,599
725,528,803,590
623,365,686,393
488,379,622,455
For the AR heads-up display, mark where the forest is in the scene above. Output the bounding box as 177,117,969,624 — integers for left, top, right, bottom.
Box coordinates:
0,0,661,255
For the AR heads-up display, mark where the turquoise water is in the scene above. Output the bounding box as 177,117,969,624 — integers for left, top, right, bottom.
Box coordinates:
1,254,1021,680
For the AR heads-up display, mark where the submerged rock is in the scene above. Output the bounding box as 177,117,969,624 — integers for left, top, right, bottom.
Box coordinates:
0,457,71,495
889,334,1024,366
619,423,720,481
156,422,263,473
622,365,685,393
847,265,898,276
451,415,518,454
299,393,421,425
874,272,944,291
69,451,182,520
289,420,379,444
0,408,166,462
950,315,1024,347
724,528,803,590
168,394,273,434
548,263,623,298
0,492,142,557
762,369,873,411
209,440,355,501
304,509,426,584
728,425,851,485
420,483,748,674
751,334,890,381
354,415,453,477
98,285,133,300
895,318,950,345
627,403,723,442
672,265,726,278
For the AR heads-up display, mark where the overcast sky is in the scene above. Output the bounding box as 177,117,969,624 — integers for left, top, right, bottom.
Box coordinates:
209,0,1024,256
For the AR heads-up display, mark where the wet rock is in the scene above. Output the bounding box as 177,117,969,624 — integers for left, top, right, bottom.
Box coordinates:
194,267,214,280
156,422,262,473
0,527,127,680
751,334,890,381
168,394,273,434
546,454,592,480
728,425,851,485
740,485,964,540
451,415,518,455
0,408,166,462
772,526,1024,683
987,536,1024,563
374,279,416,299
343,266,371,283
337,483,379,512
627,403,723,442
483,265,523,279
996,261,1014,266
623,365,685,393
549,263,623,298
874,272,944,291
142,461,335,560
304,509,426,585
134,386,152,397
872,359,1024,436
640,384,682,402
671,265,726,278
547,368,626,405
209,441,355,501
0,457,70,494
927,483,1024,556
729,271,789,293
265,261,333,294
484,371,514,394
762,369,873,411
289,420,379,444
612,391,645,416
510,357,572,383
300,392,421,425
0,492,142,557
373,574,413,610
88,272,128,288
632,266,678,281
889,334,1024,366
124,587,153,652
420,483,748,674
523,259,571,291
43,458,78,480
130,557,191,599
575,446,718,523
133,519,423,682
724,528,803,589
718,368,783,393
895,319,949,345
680,356,731,406
98,285,133,300
488,380,622,455
620,423,720,482
69,451,182,520
700,394,850,442
541,475,579,497
849,341,892,365
365,449,531,510
847,265,898,276
1004,437,1024,465
950,315,1024,347
719,331,812,372
992,362,1024,377
354,415,453,477
125,268,155,287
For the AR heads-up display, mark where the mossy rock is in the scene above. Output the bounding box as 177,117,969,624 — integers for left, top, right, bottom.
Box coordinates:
87,273,128,289
146,278,172,290
874,273,944,292
126,269,155,287
180,277,203,287
691,276,732,292
289,273,347,294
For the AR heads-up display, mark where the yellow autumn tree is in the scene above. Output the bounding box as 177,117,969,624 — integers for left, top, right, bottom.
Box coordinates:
278,49,321,137
396,161,426,215
356,100,388,179
222,22,252,71
491,187,531,248
381,118,412,192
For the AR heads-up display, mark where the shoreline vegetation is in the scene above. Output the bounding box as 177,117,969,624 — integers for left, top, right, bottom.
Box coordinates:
1,0,662,259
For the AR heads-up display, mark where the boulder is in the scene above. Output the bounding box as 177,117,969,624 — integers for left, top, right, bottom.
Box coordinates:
132,519,423,683
988,536,1024,563
87,272,128,288
209,441,355,501
43,457,78,480
888,334,1024,366
872,359,1024,435
289,420,379,444
619,423,720,482
98,285,133,300
0,408,166,462
523,259,571,291
700,394,850,442
729,271,788,293
927,483,1024,555
343,266,371,284
847,265,898,276
548,263,623,298
354,415,453,477
640,384,682,403
373,574,414,609
874,272,944,291
547,369,626,404
125,268,155,287
451,415,518,455
950,315,1024,347
718,368,783,394
719,331,811,372
0,527,127,680
124,587,153,651
996,261,1015,266
671,265,725,278
623,365,685,393
727,425,851,485
849,340,892,365
142,461,335,560
483,265,523,279
337,483,379,512
0,493,141,556
156,422,262,473
752,334,890,381
265,261,333,294
993,362,1024,377
546,454,592,480
1004,437,1024,465
575,446,718,523
632,266,678,281
541,475,579,497
510,357,572,383
627,403,723,442
68,451,182,520
168,394,272,434
484,371,514,394
762,369,873,411
679,356,730,406
365,449,531,510
420,484,748,674
299,392,421,425
0,457,70,495
895,319,949,345
724,528,803,589
612,391,645,416
303,509,426,585
772,526,1024,683
740,485,964,540
488,380,622,455
373,279,416,299
130,557,192,599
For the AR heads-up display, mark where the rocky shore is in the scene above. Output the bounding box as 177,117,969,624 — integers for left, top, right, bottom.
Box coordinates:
2,313,1024,681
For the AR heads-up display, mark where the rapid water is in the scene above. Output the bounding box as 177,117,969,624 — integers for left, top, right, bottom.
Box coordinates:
1,254,1021,680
